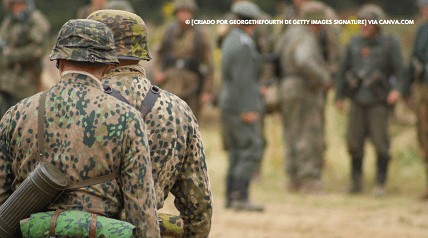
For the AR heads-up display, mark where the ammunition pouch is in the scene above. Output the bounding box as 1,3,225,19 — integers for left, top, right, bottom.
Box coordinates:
364,71,390,102
343,71,361,98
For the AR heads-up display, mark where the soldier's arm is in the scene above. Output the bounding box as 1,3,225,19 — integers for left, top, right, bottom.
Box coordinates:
0,107,15,205
389,36,404,91
170,115,212,238
335,42,352,100
294,36,330,90
199,29,215,92
5,11,50,64
120,112,160,238
230,42,260,114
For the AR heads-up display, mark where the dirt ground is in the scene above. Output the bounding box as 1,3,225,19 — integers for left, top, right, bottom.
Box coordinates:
42,58,428,238
161,106,428,238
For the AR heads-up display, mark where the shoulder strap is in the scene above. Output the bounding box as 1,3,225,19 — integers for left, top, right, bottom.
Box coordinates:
67,171,119,190
38,91,47,160
103,84,130,105
39,90,118,190
140,85,160,118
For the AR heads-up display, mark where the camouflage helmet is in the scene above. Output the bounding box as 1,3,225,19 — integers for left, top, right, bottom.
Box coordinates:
231,0,262,20
49,19,119,65
299,1,327,20
357,4,386,21
87,10,151,61
173,0,198,13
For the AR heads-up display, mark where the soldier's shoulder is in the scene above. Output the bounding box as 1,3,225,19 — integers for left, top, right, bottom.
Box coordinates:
158,90,198,122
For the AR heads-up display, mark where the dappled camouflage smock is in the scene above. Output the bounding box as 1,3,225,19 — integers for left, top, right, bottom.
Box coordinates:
102,65,213,238
0,71,160,238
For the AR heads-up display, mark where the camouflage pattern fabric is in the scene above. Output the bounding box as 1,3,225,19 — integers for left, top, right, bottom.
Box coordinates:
49,19,118,65
158,213,184,238
87,10,151,61
0,71,160,237
275,25,329,191
20,210,135,237
0,8,50,100
154,21,214,118
102,65,212,238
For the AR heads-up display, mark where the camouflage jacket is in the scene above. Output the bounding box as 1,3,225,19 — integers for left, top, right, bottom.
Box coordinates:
154,22,214,98
102,65,213,238
0,9,50,98
275,25,329,101
0,71,160,238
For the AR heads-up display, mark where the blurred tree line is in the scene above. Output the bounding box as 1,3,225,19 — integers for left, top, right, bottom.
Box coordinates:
0,0,420,33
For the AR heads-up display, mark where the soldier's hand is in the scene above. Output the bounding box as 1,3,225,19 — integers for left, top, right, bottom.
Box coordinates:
240,112,259,124
154,71,165,85
387,90,401,105
335,100,345,111
200,92,212,105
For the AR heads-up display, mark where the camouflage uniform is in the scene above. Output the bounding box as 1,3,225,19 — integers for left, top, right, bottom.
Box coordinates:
335,4,404,194
403,0,428,197
87,10,212,237
154,0,214,119
0,0,50,117
0,19,160,237
275,19,329,192
220,1,265,211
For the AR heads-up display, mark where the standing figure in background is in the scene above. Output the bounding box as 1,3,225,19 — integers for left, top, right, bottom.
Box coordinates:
0,0,50,117
220,1,265,212
403,0,428,199
275,1,330,194
154,0,214,119
335,4,404,196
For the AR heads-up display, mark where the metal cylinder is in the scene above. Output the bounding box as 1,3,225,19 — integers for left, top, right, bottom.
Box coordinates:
0,162,67,237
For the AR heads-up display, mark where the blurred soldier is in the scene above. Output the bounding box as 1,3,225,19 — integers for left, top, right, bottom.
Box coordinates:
0,19,160,237
216,0,274,180
220,1,265,211
281,0,340,79
0,0,50,117
105,0,134,12
404,0,428,199
87,10,213,236
335,4,403,196
275,1,330,193
154,0,214,119
76,0,107,18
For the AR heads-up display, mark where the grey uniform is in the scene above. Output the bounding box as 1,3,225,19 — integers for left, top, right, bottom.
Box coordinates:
335,32,404,189
220,27,264,204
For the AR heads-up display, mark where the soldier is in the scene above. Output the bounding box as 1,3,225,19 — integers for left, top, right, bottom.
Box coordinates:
335,4,403,196
0,0,50,117
0,19,160,237
220,1,265,211
153,0,214,119
403,0,428,199
76,0,107,18
105,0,134,12
275,1,330,193
87,10,212,237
